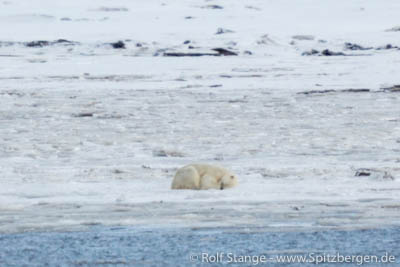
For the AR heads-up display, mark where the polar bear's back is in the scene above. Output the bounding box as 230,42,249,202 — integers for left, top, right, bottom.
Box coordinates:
190,164,229,178
171,165,200,189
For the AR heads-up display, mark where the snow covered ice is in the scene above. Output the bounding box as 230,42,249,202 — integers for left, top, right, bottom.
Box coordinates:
1,0,400,234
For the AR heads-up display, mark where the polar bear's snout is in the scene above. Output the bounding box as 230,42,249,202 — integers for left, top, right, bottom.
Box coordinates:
219,174,238,190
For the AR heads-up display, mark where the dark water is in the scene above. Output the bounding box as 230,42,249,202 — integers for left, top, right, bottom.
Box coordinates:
0,226,399,266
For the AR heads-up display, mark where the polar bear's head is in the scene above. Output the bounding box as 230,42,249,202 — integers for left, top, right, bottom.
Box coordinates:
220,173,238,190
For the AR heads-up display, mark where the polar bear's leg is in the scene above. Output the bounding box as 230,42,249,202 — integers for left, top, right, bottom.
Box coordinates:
171,166,200,189
199,174,221,190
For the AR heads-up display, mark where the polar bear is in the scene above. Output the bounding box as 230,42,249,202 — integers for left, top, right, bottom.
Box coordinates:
171,164,238,190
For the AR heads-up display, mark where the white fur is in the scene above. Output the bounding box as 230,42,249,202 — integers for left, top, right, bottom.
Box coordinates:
171,164,238,190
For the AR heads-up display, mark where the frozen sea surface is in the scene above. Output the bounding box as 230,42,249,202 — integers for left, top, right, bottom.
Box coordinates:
1,0,400,233
0,226,399,266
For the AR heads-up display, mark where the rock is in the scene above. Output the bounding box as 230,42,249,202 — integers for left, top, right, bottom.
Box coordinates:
376,44,399,50
25,39,77,47
215,28,234,35
153,150,168,157
344,42,372,50
25,41,50,47
381,85,400,92
74,113,94,117
226,41,237,46
386,26,400,32
163,48,237,57
355,170,371,176
212,48,237,56
110,41,126,49
163,52,218,57
342,42,400,51
302,49,346,56
55,39,70,43
152,149,184,157
298,89,370,95
202,5,223,9
355,168,394,180
96,7,129,12
292,35,315,41
321,49,346,56
298,89,336,95
0,41,16,47
55,39,77,45
245,5,261,11
341,88,370,93
256,34,276,45
302,49,319,56
27,59,47,63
